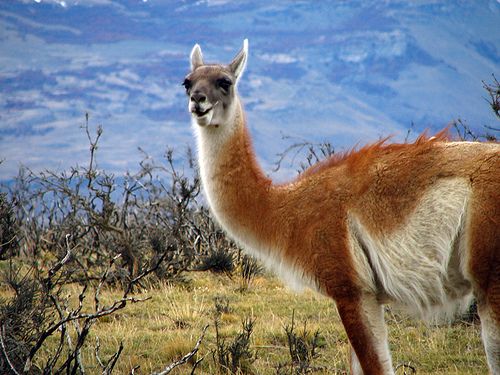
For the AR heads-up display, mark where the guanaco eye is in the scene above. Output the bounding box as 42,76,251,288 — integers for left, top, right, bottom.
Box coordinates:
216,78,232,93
182,78,192,92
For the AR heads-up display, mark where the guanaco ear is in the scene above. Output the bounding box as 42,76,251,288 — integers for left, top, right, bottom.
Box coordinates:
190,43,204,71
229,39,248,83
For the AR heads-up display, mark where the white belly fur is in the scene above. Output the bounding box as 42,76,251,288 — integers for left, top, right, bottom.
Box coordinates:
348,178,473,319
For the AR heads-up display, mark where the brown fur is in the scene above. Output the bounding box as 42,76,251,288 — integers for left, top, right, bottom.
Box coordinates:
206,118,499,373
187,42,500,374
299,129,449,179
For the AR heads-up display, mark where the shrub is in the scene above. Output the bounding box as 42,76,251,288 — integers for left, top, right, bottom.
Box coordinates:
214,317,257,374
238,255,264,291
277,311,326,375
0,192,18,260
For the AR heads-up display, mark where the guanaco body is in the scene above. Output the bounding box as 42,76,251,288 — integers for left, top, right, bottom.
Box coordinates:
183,40,500,375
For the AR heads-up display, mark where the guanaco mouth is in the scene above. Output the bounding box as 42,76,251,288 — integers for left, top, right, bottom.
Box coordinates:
193,107,212,117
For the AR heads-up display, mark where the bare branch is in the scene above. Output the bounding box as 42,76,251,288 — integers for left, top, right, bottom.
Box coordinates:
95,254,122,311
482,74,500,119
272,134,335,173
395,362,417,374
46,234,72,282
124,247,172,297
129,365,141,374
44,295,69,373
0,325,21,375
102,342,124,375
151,324,209,375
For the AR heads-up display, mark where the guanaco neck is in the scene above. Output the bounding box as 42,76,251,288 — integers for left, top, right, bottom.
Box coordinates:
195,98,276,249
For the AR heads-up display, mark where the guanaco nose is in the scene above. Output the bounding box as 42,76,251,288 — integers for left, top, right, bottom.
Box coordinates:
191,92,207,104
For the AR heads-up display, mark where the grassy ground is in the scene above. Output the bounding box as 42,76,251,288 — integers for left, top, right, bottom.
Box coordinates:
16,272,488,374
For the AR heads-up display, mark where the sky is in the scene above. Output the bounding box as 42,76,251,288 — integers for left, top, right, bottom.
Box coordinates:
0,0,499,182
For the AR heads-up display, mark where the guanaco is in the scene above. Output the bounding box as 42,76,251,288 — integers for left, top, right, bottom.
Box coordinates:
183,40,500,375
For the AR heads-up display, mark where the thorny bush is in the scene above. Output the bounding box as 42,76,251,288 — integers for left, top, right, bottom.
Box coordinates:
0,115,243,374
3,115,241,283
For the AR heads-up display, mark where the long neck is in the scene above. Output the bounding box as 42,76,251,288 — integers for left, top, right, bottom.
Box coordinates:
196,99,275,249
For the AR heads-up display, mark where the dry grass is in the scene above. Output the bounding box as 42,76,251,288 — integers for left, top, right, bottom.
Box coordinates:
5,272,487,374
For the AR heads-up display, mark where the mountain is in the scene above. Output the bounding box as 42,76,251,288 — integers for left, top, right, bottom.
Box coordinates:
0,0,499,181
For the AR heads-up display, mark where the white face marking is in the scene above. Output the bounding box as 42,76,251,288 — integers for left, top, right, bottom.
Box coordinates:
190,105,214,127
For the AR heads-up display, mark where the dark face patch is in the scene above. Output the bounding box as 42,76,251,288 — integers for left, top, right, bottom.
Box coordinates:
184,65,235,110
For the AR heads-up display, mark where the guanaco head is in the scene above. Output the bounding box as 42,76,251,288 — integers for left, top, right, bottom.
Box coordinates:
184,39,248,127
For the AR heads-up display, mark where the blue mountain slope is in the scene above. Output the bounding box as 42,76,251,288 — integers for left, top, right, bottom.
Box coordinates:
0,0,498,181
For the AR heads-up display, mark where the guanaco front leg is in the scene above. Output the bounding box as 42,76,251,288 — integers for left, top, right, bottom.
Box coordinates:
336,294,394,375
